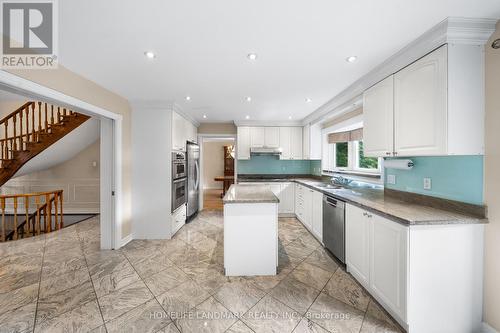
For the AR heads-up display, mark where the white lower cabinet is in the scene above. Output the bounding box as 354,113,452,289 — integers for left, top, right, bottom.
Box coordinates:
346,204,407,324
311,191,323,241
369,213,408,322
279,182,295,214
346,204,371,287
171,204,186,236
302,188,313,230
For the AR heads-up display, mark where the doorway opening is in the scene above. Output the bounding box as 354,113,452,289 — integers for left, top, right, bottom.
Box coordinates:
200,137,235,211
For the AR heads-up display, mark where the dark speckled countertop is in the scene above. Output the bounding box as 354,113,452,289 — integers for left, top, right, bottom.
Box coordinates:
237,175,487,226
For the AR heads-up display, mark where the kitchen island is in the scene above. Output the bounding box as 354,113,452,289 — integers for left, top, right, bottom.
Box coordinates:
223,184,279,276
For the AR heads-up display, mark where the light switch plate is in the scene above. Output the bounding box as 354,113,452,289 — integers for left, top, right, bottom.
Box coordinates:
387,174,396,185
424,178,432,190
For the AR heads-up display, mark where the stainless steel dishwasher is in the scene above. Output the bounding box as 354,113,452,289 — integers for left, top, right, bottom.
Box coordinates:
323,194,345,264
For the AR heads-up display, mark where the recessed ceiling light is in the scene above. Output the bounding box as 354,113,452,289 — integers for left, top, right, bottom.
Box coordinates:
144,51,156,59
247,53,258,61
305,98,312,103
245,96,252,102
245,115,250,119
288,116,292,120
185,96,191,101
203,114,207,119
346,56,358,63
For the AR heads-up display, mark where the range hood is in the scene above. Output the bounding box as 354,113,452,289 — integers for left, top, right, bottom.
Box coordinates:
250,147,282,155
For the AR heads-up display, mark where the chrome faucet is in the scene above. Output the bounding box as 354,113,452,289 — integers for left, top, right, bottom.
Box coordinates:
332,175,352,186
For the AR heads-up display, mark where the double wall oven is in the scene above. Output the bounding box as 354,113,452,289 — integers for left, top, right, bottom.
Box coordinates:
172,152,187,212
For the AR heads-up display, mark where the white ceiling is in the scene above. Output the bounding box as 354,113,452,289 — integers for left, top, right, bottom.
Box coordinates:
58,0,500,123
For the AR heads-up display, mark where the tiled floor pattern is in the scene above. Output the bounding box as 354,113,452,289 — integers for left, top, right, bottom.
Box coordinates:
0,211,403,333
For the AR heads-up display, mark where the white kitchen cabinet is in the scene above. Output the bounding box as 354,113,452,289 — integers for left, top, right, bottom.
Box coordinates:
290,127,303,159
394,45,447,156
279,127,291,160
295,183,305,222
171,204,186,236
172,112,186,151
363,44,485,157
302,188,313,229
311,190,323,242
172,112,197,151
250,127,265,148
363,76,394,157
237,127,251,160
265,127,280,148
346,204,371,288
370,213,408,322
279,182,295,214
303,123,322,160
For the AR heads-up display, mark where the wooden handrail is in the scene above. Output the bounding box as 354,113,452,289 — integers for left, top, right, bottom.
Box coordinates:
0,189,63,242
0,101,79,167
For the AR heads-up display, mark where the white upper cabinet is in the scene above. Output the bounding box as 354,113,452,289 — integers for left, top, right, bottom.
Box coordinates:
363,76,395,157
290,127,303,159
303,123,322,160
172,111,197,151
264,127,280,147
394,45,447,156
363,44,484,157
279,127,291,160
250,127,265,147
237,127,251,159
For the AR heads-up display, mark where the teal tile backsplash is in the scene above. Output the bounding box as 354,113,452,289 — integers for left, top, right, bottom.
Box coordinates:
238,155,321,175
384,156,484,205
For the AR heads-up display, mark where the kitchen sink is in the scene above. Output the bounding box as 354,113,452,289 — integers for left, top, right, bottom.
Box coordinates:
314,183,343,189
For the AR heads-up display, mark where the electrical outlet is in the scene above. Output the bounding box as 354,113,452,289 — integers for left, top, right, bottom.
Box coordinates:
423,178,432,190
387,174,396,185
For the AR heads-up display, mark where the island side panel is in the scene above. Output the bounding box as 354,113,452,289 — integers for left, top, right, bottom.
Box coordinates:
224,202,278,276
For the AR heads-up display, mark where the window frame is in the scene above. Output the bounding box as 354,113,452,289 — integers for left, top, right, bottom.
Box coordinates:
324,140,381,175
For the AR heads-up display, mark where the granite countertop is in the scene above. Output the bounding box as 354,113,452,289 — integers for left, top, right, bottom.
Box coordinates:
223,184,280,204
238,175,487,226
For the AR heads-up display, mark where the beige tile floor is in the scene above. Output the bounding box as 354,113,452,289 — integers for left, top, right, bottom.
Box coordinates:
0,211,403,333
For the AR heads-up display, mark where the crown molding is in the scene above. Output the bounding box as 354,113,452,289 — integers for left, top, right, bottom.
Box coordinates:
302,17,498,126
233,120,303,127
129,100,200,127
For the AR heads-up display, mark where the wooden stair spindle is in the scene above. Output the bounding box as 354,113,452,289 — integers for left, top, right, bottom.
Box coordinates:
19,109,23,151
50,105,54,127
25,196,29,235
1,198,4,241
25,106,30,144
37,102,42,141
13,197,18,240
12,115,17,151
45,193,51,233
60,192,64,228
35,196,40,235
54,192,59,230
44,103,48,133
31,103,35,142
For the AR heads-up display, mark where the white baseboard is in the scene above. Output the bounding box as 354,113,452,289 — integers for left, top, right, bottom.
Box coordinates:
482,322,499,333
120,233,133,248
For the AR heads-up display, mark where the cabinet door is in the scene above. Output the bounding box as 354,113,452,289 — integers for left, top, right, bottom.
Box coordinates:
265,127,280,148
279,127,291,160
302,125,310,159
363,76,394,157
237,127,251,160
370,213,408,321
280,182,295,214
394,45,447,156
311,191,323,241
290,127,303,159
345,204,370,287
250,127,265,147
172,112,186,151
303,188,313,229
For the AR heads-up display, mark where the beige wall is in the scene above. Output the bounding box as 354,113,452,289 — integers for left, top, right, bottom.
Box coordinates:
5,66,133,238
2,140,100,213
198,122,236,135
202,140,234,189
484,22,500,330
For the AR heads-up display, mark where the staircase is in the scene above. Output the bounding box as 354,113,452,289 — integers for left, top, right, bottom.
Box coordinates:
0,101,90,242
0,101,90,187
